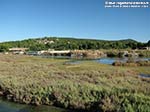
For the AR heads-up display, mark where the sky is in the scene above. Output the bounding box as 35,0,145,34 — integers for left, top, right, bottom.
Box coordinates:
0,0,150,42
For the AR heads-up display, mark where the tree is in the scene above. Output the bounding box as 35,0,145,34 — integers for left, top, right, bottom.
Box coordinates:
147,40,150,47
0,44,9,52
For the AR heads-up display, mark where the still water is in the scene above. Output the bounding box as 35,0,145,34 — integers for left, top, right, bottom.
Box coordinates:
139,74,150,78
96,57,150,64
42,56,150,65
0,98,71,112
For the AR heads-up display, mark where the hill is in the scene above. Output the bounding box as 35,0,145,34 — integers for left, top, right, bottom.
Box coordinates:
0,37,147,52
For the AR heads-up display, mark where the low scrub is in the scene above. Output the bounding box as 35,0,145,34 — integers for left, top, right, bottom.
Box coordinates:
0,54,150,112
113,60,150,67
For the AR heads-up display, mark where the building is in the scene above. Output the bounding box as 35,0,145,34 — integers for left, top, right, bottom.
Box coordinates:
139,47,150,50
9,48,29,54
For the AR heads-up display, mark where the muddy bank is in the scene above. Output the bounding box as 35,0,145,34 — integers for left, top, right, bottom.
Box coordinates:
112,60,150,66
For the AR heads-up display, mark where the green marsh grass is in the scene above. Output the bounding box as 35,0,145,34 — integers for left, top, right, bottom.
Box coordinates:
0,54,149,111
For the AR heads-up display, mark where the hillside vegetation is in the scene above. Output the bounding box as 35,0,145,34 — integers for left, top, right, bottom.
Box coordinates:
0,37,149,51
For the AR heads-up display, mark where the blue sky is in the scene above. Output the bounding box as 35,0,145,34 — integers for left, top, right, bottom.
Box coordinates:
0,0,150,42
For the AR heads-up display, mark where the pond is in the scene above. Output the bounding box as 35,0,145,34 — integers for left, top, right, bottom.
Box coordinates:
40,55,150,65
139,74,150,78
95,58,127,64
95,57,150,65
41,55,150,65
0,98,76,112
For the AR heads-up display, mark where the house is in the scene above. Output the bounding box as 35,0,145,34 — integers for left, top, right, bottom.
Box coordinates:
139,47,150,50
9,48,29,54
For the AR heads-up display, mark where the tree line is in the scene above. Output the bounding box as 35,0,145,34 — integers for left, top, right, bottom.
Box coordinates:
0,37,149,52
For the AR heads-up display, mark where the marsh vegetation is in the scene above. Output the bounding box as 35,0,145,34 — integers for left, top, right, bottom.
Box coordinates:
0,54,150,112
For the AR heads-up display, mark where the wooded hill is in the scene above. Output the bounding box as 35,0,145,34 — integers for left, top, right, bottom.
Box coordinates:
0,37,149,52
